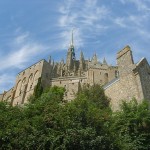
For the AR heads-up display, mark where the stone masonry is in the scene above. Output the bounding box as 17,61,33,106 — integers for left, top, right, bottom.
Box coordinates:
0,35,150,110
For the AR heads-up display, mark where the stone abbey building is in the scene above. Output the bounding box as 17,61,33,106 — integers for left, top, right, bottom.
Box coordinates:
1,35,150,110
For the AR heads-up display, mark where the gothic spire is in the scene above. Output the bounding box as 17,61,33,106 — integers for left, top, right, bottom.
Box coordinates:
103,57,108,65
71,29,74,47
80,51,84,60
48,55,51,64
92,53,98,64
79,51,85,70
70,29,75,60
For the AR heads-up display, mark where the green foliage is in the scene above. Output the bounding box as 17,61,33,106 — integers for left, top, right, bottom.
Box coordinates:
77,84,110,109
33,77,43,99
110,99,150,150
0,85,150,150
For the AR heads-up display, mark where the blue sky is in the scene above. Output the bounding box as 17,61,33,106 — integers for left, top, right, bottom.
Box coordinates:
0,0,150,93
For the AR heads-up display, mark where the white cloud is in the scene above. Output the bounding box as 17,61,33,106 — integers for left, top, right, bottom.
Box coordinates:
0,74,16,93
0,30,48,92
114,17,127,28
57,0,109,49
0,31,47,71
14,32,29,44
130,0,150,11
120,0,150,12
113,1,150,40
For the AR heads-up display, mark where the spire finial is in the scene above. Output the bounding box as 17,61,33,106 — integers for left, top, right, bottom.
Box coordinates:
48,55,51,64
71,29,74,46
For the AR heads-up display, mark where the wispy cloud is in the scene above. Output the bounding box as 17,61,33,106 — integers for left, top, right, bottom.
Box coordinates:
114,0,150,41
0,74,16,92
0,30,47,71
0,29,48,92
129,0,150,11
119,0,150,14
57,0,109,49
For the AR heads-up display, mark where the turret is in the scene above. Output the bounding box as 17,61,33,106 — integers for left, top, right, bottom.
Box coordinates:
79,51,85,70
91,53,98,64
103,57,108,65
117,45,134,77
48,56,51,64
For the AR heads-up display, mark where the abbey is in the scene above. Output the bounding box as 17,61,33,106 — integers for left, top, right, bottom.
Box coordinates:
1,34,150,110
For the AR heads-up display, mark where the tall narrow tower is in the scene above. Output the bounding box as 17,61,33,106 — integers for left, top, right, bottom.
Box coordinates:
70,30,75,60
66,30,76,71
79,51,85,70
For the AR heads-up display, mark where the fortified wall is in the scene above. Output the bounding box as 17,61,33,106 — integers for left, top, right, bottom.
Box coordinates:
0,60,51,106
0,39,150,110
104,46,150,111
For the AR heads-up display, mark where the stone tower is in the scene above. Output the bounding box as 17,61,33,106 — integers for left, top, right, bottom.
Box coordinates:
79,51,85,70
117,45,134,77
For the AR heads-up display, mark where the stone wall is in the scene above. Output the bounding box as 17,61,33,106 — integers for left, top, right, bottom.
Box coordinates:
117,45,135,77
104,73,143,111
87,66,117,85
41,60,52,88
12,59,45,105
51,77,87,101
1,44,150,111
104,46,145,111
135,58,150,101
2,87,15,104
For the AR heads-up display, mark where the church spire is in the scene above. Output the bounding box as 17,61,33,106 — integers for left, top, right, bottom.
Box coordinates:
70,29,75,60
79,51,85,70
48,55,51,64
92,53,98,64
103,57,108,65
71,29,74,47
66,30,76,71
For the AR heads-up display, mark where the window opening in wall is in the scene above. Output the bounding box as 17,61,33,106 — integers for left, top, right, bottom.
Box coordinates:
115,71,119,78
29,74,33,80
22,78,26,83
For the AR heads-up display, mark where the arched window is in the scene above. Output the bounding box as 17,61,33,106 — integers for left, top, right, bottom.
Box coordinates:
33,70,40,87
27,73,34,92
29,73,33,80
15,80,22,97
6,96,12,102
34,70,40,81
22,77,26,84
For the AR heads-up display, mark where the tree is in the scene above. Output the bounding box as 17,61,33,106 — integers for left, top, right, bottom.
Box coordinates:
34,77,43,99
110,99,150,150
